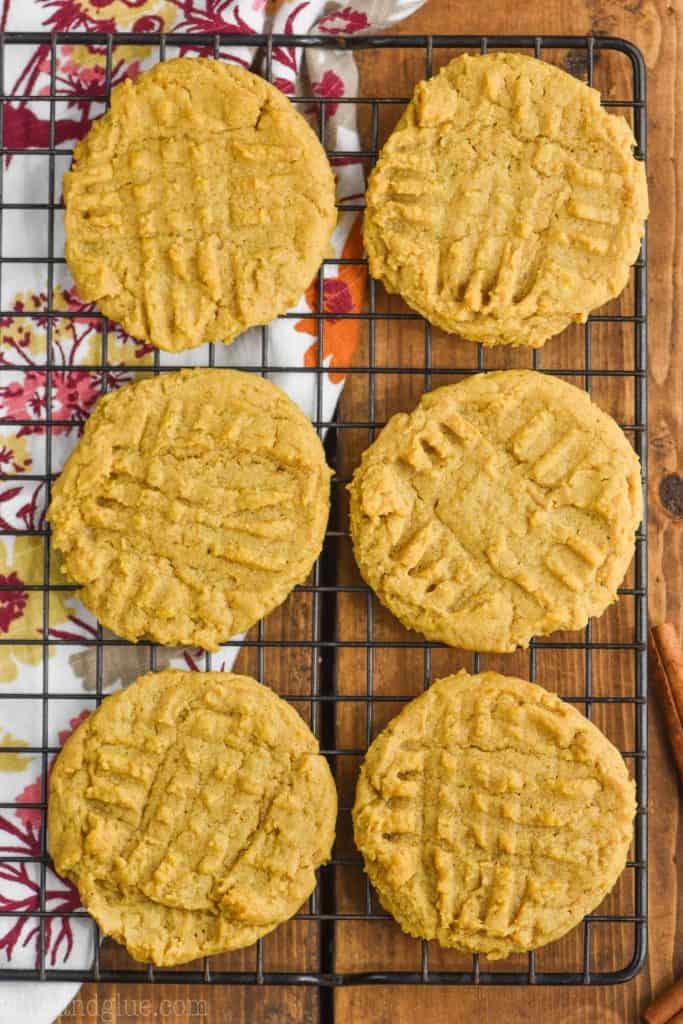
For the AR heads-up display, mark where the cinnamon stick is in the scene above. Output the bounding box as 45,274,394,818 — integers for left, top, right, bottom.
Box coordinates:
649,623,683,785
643,976,683,1024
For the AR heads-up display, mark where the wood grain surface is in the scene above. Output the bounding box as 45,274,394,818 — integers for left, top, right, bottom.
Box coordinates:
57,1,682,1022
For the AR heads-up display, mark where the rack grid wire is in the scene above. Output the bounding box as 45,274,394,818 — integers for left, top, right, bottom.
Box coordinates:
0,30,647,998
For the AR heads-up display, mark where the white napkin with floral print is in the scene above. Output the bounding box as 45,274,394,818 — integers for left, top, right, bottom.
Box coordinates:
0,1,425,1021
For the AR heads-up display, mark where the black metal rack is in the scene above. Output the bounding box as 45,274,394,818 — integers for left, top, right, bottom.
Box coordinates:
0,30,647,999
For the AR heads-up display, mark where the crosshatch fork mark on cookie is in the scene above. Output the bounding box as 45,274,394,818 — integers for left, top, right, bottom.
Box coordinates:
349,370,642,652
47,369,332,650
48,671,337,966
363,52,647,349
64,57,336,353
352,672,635,959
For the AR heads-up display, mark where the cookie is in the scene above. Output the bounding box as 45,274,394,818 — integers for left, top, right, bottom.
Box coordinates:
348,370,642,652
363,52,648,348
353,670,635,957
48,368,331,649
48,670,337,966
64,57,336,352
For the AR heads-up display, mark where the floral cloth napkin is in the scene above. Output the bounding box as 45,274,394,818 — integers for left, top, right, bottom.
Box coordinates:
0,1,425,1021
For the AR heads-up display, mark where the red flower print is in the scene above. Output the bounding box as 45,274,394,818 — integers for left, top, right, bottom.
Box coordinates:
36,0,160,34
52,370,101,426
3,102,91,151
0,817,80,966
132,15,167,33
0,709,89,965
312,69,344,121
1,285,151,372
0,370,105,436
0,372,48,430
174,1,255,34
58,709,90,746
37,45,108,96
13,780,42,833
173,1,254,64
317,5,370,35
0,366,111,434
5,26,146,154
271,1,310,76
273,77,295,95
295,217,367,384
0,572,28,636
15,710,91,832
60,285,88,314
48,612,99,644
321,277,353,315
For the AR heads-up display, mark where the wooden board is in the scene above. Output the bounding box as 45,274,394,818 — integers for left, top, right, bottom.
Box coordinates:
58,1,682,1021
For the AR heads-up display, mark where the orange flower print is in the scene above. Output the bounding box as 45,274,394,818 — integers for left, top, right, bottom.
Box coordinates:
296,218,366,384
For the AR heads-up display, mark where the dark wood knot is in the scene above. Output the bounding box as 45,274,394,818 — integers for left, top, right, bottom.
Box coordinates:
659,473,683,519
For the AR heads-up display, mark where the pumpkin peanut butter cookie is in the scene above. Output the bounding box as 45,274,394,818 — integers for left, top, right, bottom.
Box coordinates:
48,671,337,966
353,670,635,957
48,368,331,649
364,52,648,348
348,370,642,652
64,58,336,352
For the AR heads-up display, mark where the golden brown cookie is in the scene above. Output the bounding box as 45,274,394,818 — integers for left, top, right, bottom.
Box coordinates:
64,57,336,352
348,370,642,652
353,670,635,957
48,670,338,966
364,52,648,348
48,368,331,649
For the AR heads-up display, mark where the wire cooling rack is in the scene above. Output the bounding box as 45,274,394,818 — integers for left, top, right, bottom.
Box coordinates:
0,31,647,999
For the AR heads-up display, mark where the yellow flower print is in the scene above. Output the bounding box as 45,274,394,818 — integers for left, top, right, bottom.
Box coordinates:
0,434,31,476
74,1,177,32
0,730,30,772
52,287,154,368
1,286,154,368
0,292,47,362
0,537,68,684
